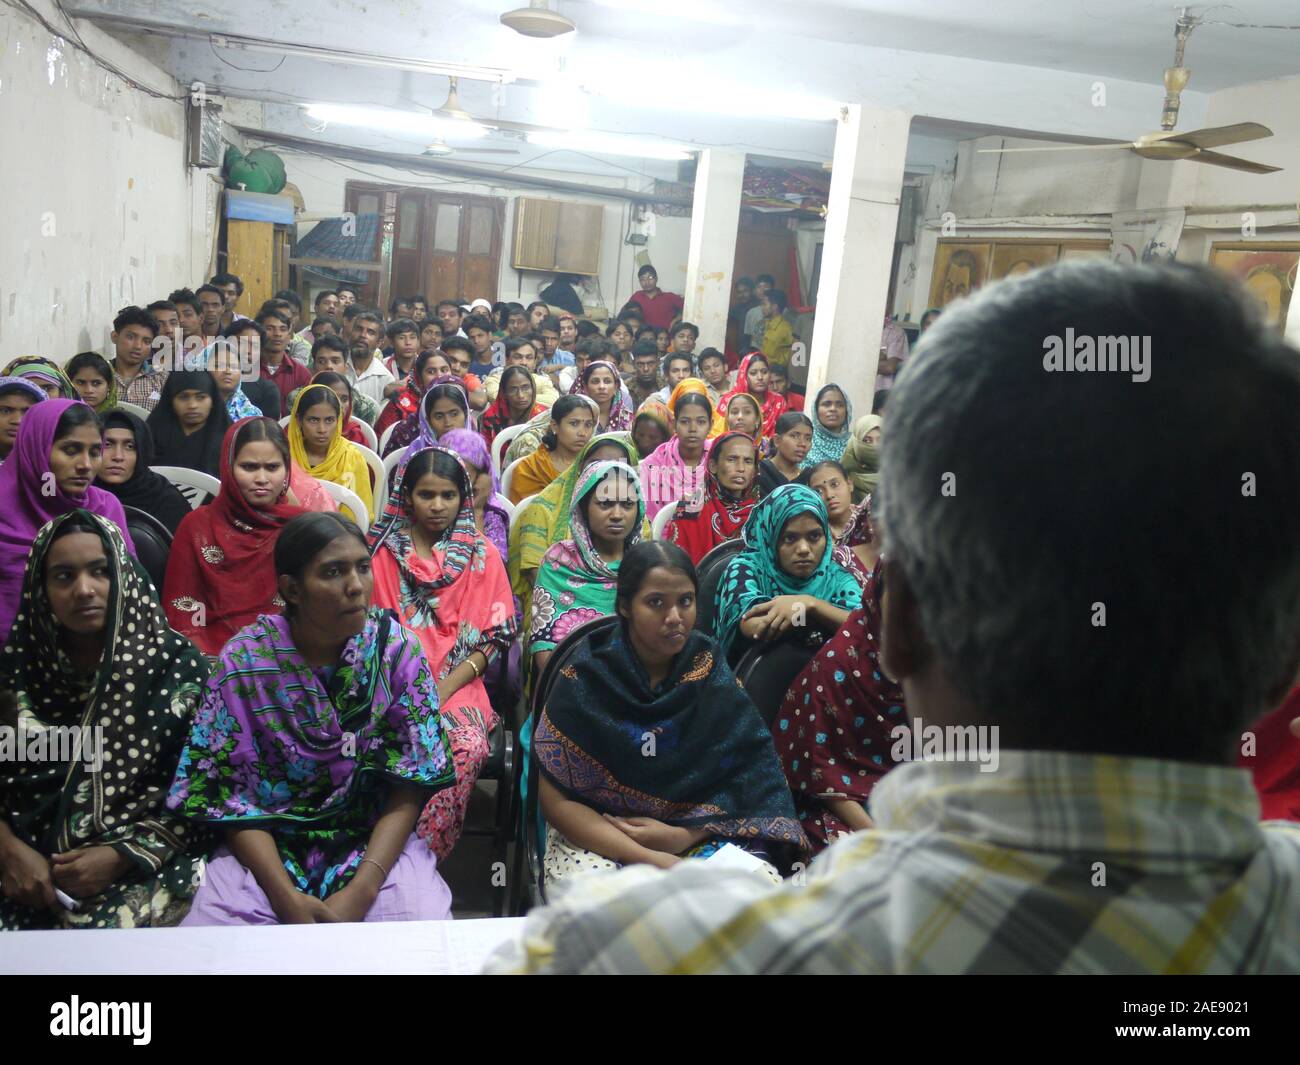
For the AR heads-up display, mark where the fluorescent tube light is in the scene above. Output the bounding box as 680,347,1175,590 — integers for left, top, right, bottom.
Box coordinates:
303,103,488,139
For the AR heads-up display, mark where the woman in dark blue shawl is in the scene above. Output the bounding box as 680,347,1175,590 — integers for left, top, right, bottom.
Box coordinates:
534,541,806,884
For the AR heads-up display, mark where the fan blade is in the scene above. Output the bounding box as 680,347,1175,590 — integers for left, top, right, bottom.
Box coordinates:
1189,149,1281,174
976,143,1134,154
1175,122,1273,150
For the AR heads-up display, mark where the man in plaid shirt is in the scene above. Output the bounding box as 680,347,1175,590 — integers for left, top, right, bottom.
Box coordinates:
109,305,167,412
489,262,1300,975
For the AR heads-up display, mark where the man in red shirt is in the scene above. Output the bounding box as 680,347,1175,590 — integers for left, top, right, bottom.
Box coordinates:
257,306,312,406
627,264,684,331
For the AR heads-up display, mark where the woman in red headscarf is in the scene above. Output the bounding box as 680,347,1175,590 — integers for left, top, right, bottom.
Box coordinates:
663,430,760,564
717,352,787,441
162,417,307,655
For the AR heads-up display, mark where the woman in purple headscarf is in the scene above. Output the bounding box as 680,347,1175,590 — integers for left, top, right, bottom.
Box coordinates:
0,399,135,643
381,376,473,459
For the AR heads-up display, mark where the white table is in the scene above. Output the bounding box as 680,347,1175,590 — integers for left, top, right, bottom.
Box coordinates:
0,917,524,975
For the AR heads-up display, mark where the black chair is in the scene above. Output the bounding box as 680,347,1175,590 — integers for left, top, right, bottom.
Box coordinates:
693,537,743,635
734,638,822,729
457,715,514,917
511,614,619,914
122,505,172,594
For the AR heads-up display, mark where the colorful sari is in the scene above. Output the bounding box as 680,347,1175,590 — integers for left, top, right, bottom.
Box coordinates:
508,433,643,638
639,434,712,522
168,608,456,918
162,418,307,655
509,444,563,505
569,359,632,432
713,483,863,657
717,353,787,440
369,447,517,860
840,414,882,503
535,624,807,882
664,431,760,564
831,496,877,589
802,384,853,469
772,564,906,852
1,356,76,399
0,399,136,644
0,512,208,929
529,461,644,654
286,383,374,525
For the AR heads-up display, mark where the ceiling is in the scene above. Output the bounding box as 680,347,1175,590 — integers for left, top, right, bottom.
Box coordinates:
65,0,1300,174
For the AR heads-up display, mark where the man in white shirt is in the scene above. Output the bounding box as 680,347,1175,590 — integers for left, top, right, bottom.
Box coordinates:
344,310,394,408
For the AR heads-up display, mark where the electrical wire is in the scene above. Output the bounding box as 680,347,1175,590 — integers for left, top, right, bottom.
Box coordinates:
3,0,186,100
208,37,286,73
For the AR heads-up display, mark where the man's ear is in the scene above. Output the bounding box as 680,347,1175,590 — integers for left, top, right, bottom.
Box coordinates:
878,558,927,684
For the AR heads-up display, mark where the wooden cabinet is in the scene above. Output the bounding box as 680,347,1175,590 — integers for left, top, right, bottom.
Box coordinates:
512,197,603,275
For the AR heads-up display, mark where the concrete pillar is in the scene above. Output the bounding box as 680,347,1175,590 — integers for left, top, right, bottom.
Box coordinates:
807,104,912,414
684,149,746,351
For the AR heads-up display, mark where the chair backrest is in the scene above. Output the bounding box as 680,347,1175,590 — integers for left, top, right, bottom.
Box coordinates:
382,447,406,501
494,494,516,527
500,455,526,502
121,505,172,592
112,400,150,421
352,418,379,452
651,501,679,541
734,638,821,728
355,442,387,518
277,415,291,429
509,493,537,536
492,423,528,476
693,537,744,633
522,613,620,904
151,465,220,510
378,422,397,456
320,480,369,526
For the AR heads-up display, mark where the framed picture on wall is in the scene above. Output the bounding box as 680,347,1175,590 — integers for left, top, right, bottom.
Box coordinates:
990,241,1060,281
928,241,992,310
1208,242,1300,332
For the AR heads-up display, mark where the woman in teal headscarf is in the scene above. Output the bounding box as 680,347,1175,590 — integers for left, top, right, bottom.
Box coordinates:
712,483,862,661
801,383,852,469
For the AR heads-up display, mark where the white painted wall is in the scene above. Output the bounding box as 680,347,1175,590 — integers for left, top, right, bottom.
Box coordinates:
0,1,201,361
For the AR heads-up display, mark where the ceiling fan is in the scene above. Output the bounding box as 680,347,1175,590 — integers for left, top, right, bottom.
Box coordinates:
978,12,1280,174
420,78,520,155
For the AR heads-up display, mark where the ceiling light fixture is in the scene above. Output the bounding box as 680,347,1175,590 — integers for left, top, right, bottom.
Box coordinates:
525,129,690,160
304,102,488,139
500,1,576,38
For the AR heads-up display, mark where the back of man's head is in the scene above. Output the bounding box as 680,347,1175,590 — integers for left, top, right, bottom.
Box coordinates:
878,261,1300,763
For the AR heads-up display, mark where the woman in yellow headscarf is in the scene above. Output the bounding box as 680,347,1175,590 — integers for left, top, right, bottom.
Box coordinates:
286,382,374,525
669,377,726,439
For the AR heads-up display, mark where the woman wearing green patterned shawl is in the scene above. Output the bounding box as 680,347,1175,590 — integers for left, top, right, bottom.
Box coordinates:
507,431,645,638
0,511,209,929
168,512,458,925
713,483,863,662
66,352,120,414
1,355,77,400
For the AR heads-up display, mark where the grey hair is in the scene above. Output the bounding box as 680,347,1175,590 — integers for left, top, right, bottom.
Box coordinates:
876,260,1300,762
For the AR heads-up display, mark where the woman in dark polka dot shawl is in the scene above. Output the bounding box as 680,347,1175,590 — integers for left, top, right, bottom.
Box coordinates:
771,560,908,854
0,510,210,928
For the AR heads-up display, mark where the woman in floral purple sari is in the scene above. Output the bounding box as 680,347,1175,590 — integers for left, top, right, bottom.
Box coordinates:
168,512,456,924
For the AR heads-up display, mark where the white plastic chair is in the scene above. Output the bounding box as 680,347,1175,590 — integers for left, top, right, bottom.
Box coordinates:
277,415,291,429
652,501,679,540
382,448,406,499
509,493,537,536
500,456,526,502
492,423,528,476
494,494,516,526
320,480,369,526
112,400,150,421
378,422,397,456
354,441,387,518
152,465,220,510
352,418,379,452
